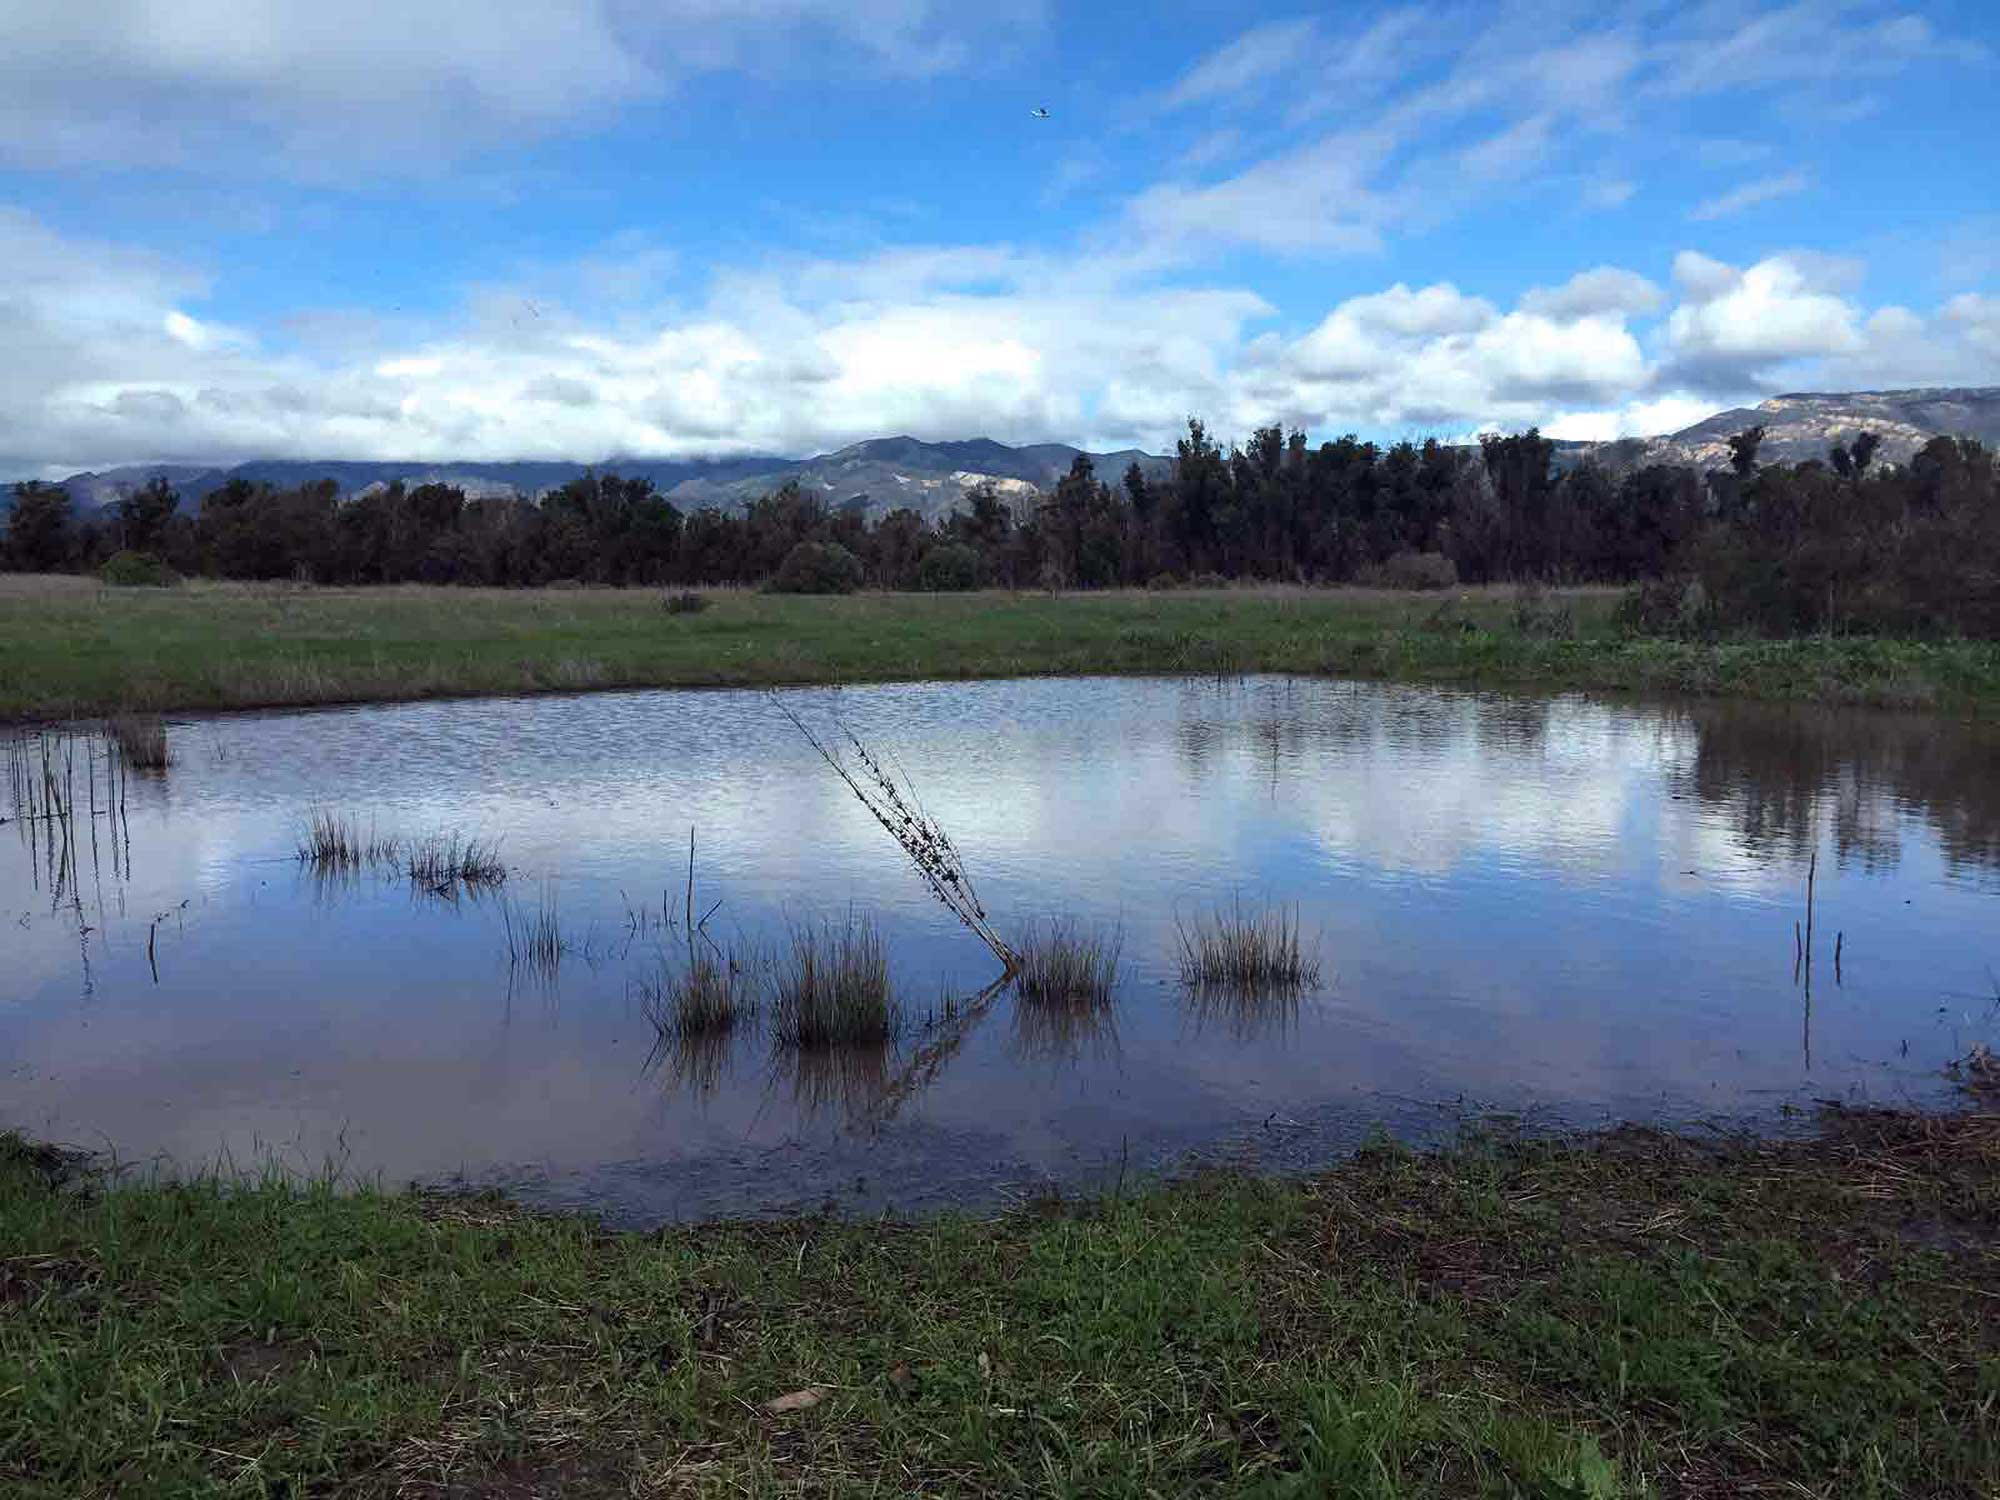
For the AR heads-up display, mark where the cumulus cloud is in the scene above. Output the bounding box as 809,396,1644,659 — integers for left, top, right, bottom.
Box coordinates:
1520,267,1664,321
0,0,1037,176
1240,279,1652,436
1944,294,2000,360
1663,252,1863,389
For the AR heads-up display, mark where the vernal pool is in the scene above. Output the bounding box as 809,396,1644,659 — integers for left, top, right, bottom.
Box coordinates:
4,677,1996,1225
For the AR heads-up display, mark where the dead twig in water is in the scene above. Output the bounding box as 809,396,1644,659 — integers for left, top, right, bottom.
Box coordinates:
773,697,1017,973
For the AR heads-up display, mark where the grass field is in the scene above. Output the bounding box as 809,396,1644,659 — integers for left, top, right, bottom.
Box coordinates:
5,574,1999,721
3,1109,1993,1497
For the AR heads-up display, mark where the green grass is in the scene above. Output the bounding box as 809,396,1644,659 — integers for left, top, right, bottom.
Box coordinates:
1,1110,1992,1496
5,574,1998,720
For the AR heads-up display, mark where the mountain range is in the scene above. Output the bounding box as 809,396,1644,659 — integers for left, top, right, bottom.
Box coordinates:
1552,387,2000,472
17,387,1999,520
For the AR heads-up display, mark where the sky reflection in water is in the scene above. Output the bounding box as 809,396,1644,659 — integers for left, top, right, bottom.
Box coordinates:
3,677,1997,1225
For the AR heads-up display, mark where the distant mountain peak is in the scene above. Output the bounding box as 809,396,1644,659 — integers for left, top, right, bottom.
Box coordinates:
28,439,1172,520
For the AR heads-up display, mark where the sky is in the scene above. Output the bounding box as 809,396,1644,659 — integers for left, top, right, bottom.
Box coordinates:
2,0,1996,478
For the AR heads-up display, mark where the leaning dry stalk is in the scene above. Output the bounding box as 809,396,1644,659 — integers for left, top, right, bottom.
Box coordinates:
774,697,1017,971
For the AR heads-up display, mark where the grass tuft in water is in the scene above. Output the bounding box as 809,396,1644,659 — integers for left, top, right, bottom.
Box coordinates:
640,947,757,1094
1175,897,1320,991
769,915,900,1049
295,809,399,870
106,713,169,769
1014,919,1121,1008
405,831,506,890
501,887,567,978
640,950,756,1042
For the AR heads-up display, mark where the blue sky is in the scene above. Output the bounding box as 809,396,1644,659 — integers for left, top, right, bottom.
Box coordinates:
2,0,1995,476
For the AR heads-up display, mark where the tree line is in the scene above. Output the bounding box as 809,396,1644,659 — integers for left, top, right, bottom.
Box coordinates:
5,420,1996,635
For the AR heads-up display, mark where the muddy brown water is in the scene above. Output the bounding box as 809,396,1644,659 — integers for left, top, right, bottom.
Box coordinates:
4,677,1996,1224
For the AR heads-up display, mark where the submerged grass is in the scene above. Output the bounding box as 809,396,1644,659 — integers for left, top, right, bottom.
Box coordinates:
293,809,398,870
501,886,567,979
7,576,1996,721
0,1107,1993,1496
1014,918,1122,1008
639,950,757,1042
403,831,506,890
639,949,758,1095
1176,897,1321,991
103,712,168,769
769,915,900,1049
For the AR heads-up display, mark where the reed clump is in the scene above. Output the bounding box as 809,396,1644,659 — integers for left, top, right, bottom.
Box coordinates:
107,714,170,769
405,832,506,890
295,810,399,870
1175,898,1320,991
769,916,900,1049
1014,919,1121,1008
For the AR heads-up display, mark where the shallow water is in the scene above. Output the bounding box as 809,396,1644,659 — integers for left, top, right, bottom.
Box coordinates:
4,677,1997,1225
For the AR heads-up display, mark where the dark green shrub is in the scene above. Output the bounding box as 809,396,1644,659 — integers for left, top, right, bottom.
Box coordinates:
1615,577,1713,637
915,543,981,592
770,541,863,595
1511,579,1576,639
1145,572,1182,591
98,551,179,587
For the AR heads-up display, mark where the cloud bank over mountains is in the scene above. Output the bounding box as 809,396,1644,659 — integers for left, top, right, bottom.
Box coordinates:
7,203,1992,478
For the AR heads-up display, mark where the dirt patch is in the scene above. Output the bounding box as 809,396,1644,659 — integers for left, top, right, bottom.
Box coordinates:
409,1452,633,1498
216,1340,314,1385
0,1134,90,1190
0,1253,96,1306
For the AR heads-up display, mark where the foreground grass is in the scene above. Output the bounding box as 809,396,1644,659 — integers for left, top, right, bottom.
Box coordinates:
3,1110,1994,1497
5,575,1998,721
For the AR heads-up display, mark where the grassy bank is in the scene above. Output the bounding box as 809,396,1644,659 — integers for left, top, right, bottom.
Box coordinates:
2,1110,1994,1496
5,574,1999,721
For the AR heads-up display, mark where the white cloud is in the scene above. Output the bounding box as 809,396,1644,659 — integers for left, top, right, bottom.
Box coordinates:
1943,294,2000,360
0,0,1037,176
1665,253,1863,386
1688,171,1810,222
1161,17,1320,111
1123,129,1403,258
1520,267,1664,321
1670,251,1743,302
1652,2,1981,97
1237,278,1652,436
4,207,1995,478
1582,177,1637,210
